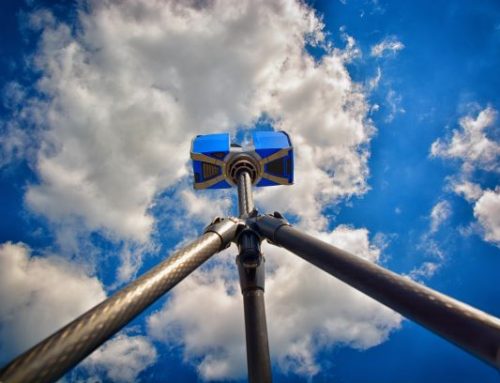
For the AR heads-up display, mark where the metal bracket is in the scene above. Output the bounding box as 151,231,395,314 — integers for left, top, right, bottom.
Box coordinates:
203,216,240,249
248,211,289,246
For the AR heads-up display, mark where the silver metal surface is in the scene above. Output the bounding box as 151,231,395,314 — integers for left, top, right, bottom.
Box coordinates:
205,216,240,245
255,214,500,371
237,171,254,216
0,222,237,383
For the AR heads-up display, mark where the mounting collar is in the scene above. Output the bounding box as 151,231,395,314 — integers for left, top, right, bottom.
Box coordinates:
203,217,240,249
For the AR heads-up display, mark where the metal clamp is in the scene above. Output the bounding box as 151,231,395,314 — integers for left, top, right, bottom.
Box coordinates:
251,211,289,245
204,217,240,248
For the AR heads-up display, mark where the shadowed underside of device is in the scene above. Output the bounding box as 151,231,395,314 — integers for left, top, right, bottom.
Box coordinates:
190,131,294,189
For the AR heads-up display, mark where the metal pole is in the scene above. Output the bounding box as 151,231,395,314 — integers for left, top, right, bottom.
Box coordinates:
236,171,272,383
255,213,500,371
237,171,254,216
0,218,238,383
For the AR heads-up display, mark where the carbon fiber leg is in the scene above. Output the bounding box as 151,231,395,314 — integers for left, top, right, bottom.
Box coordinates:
237,254,272,383
254,213,500,371
0,218,238,383
236,171,272,382
237,171,254,216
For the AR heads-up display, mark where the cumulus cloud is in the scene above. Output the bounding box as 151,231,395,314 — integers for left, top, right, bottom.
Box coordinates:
430,200,451,233
431,106,499,173
474,187,500,246
147,258,245,380
180,189,232,224
0,0,376,284
370,36,405,57
148,226,401,380
0,242,106,364
3,0,392,379
8,0,373,240
452,180,484,202
79,333,157,382
431,106,500,247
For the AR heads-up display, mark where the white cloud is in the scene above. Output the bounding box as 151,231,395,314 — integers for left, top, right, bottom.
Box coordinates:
0,241,157,379
452,180,484,202
408,261,440,282
3,0,391,379
385,89,405,122
80,333,157,383
431,106,499,247
115,243,152,284
148,226,401,380
254,32,374,227
412,202,451,280
18,0,321,243
147,258,245,380
149,183,233,250
430,200,451,233
180,189,232,224
431,106,499,173
0,242,106,364
368,66,382,90
474,187,500,246
7,0,373,241
370,36,405,57
338,27,362,62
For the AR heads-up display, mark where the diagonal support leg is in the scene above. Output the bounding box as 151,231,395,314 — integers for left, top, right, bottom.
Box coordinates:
0,218,238,383
254,213,500,371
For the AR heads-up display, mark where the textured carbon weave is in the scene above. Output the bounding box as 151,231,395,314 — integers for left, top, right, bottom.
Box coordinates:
237,171,254,216
0,232,224,383
255,214,500,371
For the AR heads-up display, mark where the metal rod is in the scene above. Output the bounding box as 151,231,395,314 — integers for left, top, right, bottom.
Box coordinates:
255,214,500,371
0,219,238,383
236,171,272,382
237,171,254,216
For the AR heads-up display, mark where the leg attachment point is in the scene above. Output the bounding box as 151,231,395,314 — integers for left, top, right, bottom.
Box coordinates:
204,217,240,249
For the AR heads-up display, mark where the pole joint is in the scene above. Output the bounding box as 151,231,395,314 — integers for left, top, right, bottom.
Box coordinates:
204,216,240,249
237,228,265,293
251,212,289,245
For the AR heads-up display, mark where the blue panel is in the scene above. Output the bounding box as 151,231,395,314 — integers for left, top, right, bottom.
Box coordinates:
252,131,291,150
192,133,230,153
255,148,281,159
253,131,292,166
193,161,202,173
191,130,293,189
256,178,277,187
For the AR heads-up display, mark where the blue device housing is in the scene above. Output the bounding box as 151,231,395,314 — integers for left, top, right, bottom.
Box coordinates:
190,131,293,189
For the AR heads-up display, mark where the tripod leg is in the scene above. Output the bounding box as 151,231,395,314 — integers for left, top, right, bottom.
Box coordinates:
0,218,238,383
237,230,272,383
236,171,272,382
255,213,500,371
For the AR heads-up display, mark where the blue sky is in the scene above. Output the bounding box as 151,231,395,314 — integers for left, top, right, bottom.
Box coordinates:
0,0,499,382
